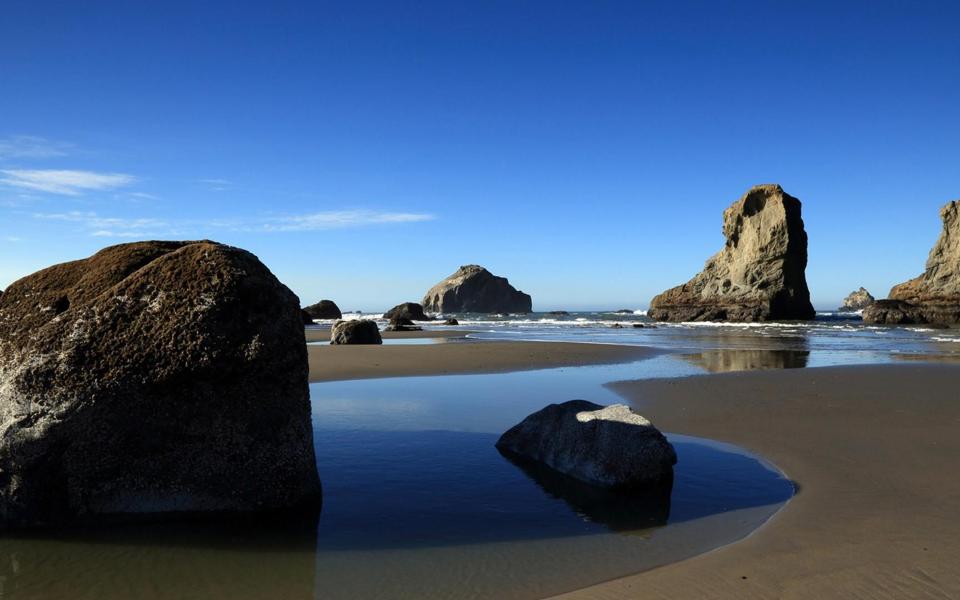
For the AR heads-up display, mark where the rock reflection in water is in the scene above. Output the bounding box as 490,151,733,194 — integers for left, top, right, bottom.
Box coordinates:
684,349,810,372
0,512,320,600
498,451,672,534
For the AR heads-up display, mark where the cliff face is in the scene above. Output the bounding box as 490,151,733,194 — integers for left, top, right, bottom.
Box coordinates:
648,184,815,322
865,201,960,324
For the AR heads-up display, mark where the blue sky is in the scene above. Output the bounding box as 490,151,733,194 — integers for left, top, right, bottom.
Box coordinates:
1,1,957,311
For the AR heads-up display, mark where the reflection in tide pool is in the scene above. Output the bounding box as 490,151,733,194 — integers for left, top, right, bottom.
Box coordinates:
307,361,793,598
684,348,811,372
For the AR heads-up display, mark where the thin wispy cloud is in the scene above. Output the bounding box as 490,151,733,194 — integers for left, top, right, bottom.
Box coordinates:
1,169,137,196
30,209,436,238
34,211,169,238
124,191,161,201
256,210,436,232
199,178,233,191
0,135,73,160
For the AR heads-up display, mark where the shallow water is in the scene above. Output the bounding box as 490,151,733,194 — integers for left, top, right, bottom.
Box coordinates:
307,361,794,598
308,337,456,346
0,356,794,600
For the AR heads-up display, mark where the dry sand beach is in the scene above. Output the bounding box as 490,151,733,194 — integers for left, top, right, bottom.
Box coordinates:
553,364,960,599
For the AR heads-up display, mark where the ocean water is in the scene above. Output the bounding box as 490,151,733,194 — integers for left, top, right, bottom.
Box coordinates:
319,310,960,364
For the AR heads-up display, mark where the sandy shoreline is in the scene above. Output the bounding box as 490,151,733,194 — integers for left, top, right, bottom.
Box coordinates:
308,336,654,382
304,326,471,344
553,364,960,599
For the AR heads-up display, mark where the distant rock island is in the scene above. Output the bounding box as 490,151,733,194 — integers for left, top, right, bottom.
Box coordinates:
648,184,815,322
422,265,532,314
839,287,875,312
304,299,342,320
0,241,321,528
864,201,960,324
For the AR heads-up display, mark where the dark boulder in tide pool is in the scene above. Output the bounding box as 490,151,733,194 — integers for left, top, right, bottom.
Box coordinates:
496,400,676,489
330,319,383,344
0,240,321,528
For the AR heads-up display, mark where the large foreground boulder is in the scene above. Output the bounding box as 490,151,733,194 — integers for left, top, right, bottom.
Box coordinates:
303,299,342,320
495,400,676,489
383,302,432,321
864,201,960,325
422,265,532,313
0,241,321,528
839,287,875,312
330,319,382,344
648,184,815,322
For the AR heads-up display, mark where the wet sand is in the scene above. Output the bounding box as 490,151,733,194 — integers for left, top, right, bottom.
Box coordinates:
555,364,960,599
308,336,655,382
304,327,470,344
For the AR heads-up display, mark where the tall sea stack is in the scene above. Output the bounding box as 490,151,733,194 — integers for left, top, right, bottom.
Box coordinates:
0,241,321,528
864,201,960,325
648,184,815,322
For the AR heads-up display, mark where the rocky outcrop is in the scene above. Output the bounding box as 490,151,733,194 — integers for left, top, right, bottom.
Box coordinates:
303,299,341,320
330,319,382,344
442,318,459,325
839,288,875,312
496,400,676,489
864,201,960,325
385,317,422,332
0,241,321,528
649,184,815,322
861,300,928,325
301,309,316,324
422,265,532,314
383,302,432,321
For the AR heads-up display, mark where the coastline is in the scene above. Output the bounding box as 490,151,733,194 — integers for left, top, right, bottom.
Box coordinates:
304,327,471,344
552,363,960,599
308,334,656,382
